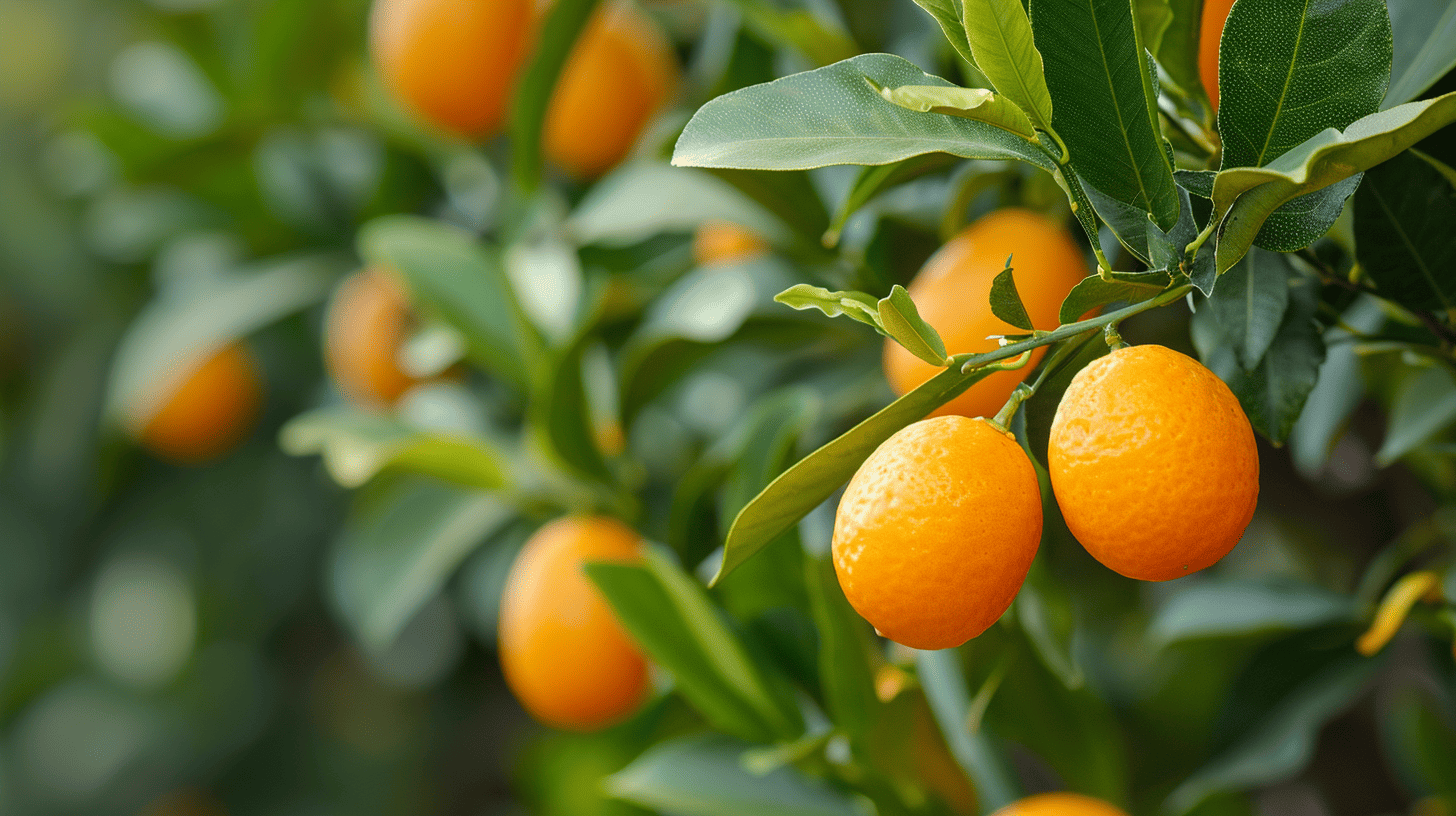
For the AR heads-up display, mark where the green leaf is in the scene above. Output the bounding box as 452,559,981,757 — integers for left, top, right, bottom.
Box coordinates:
1289,297,1385,477
533,331,613,483
1378,686,1456,796
587,549,802,742
1150,580,1357,644
713,361,1004,584
719,389,822,527
910,0,978,69
1029,0,1181,230
1206,248,1293,370
960,0,1056,132
331,480,513,650
280,410,511,491
805,558,880,741
1217,0,1393,170
606,734,867,816
878,285,949,365
1156,0,1207,103
672,54,1056,173
871,83,1037,139
726,0,861,68
1135,0,1175,60
1211,92,1456,271
916,649,1021,810
1375,366,1456,465
1248,175,1362,254
1058,272,1167,324
1354,150,1456,312
989,264,1034,331
823,154,959,247
1386,0,1456,105
358,216,541,390
1165,653,1381,814
1015,568,1084,689
566,161,787,249
1177,169,1217,198
508,0,599,191
774,285,884,329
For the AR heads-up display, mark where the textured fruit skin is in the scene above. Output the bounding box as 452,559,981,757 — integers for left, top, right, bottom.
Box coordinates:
325,269,417,407
884,209,1088,419
369,0,534,136
832,416,1043,649
1048,344,1259,581
1198,0,1237,112
543,2,678,178
138,343,262,464
499,516,649,730
693,220,768,267
991,792,1131,816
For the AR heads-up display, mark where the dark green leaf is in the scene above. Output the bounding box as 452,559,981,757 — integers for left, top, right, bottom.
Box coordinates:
1177,169,1217,198
1211,92,1456,271
714,360,1003,584
1206,248,1292,370
1029,0,1181,230
358,216,541,390
805,558,880,740
878,284,949,365
990,264,1035,331
1289,297,1385,477
672,54,1056,173
606,734,866,816
961,0,1056,132
534,331,613,483
1058,272,1168,325
588,550,802,742
1378,686,1456,796
1150,580,1357,644
508,0,599,192
916,649,1021,810
1250,175,1362,253
1135,0,1175,61
1375,365,1456,465
280,410,511,491
1216,0,1392,171
1354,150,1456,312
1015,568,1084,688
1386,0,1456,105
1155,0,1205,102
910,0,978,69
332,480,513,650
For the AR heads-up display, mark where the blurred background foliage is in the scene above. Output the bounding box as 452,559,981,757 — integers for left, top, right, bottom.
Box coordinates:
0,0,1453,815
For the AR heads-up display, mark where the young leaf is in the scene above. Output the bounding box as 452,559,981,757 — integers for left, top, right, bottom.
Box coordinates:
910,0,977,69
1028,0,1181,231
1354,150,1456,312
714,361,1005,584
672,54,1057,173
606,734,865,816
1211,92,1456,271
280,409,511,491
872,83,1037,139
1217,0,1392,172
774,284,884,330
588,550,802,742
1385,0,1456,106
878,285,949,365
989,263,1034,331
960,0,1056,133
1206,248,1293,371
1058,273,1167,324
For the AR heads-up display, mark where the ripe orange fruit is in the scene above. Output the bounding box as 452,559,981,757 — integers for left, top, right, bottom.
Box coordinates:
1048,344,1259,581
884,208,1089,420
369,0,535,136
325,268,419,407
991,793,1130,816
1198,0,1237,112
693,220,769,267
138,343,262,464
543,2,678,178
832,415,1042,649
498,516,649,730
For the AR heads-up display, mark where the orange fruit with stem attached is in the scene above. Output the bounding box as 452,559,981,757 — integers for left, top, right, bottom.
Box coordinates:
498,516,649,730
1199,0,1237,112
693,220,769,267
1048,344,1259,581
884,208,1089,419
543,2,678,178
325,268,420,407
138,343,262,464
832,415,1042,649
991,793,1130,816
369,0,535,136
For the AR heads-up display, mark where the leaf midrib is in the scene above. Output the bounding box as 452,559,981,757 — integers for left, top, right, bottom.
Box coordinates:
1085,0,1155,209
1254,0,1312,166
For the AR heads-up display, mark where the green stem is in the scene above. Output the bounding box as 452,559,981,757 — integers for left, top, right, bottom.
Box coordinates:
987,330,1098,430
1103,323,1127,350
1183,217,1219,267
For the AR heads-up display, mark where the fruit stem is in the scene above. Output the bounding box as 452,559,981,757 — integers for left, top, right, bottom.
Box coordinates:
1184,216,1219,267
1103,323,1127,350
987,330,1098,430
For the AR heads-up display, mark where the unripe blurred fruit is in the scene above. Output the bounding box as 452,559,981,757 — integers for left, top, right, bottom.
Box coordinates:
369,0,534,136
1199,0,1237,112
991,793,1131,816
325,269,419,407
884,209,1088,419
544,2,678,178
1048,344,1259,581
138,343,261,464
832,415,1042,649
499,516,649,730
693,220,769,266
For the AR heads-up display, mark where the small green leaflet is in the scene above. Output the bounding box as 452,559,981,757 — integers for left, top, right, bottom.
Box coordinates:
961,0,1056,133
989,261,1035,331
775,284,948,366
872,82,1037,139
